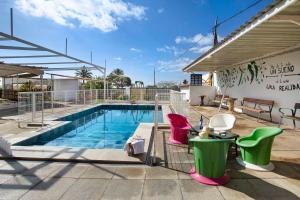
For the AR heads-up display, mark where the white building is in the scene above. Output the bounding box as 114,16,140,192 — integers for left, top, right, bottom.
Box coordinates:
53,78,81,101
183,0,300,125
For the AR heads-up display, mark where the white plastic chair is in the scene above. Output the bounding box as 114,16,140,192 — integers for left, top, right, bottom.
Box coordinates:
208,113,236,132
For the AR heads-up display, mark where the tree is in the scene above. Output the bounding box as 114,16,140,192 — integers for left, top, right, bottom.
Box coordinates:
182,79,188,85
20,81,36,92
107,68,131,88
82,76,110,89
75,66,93,84
111,68,124,76
122,76,132,87
134,81,144,88
157,81,179,91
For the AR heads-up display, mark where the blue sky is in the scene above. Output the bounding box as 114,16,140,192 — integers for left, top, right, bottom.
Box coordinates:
0,0,273,85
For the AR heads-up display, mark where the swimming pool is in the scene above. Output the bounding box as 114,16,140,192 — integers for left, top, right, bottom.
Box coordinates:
15,105,163,149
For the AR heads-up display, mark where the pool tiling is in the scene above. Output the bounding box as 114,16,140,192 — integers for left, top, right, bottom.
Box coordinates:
15,105,163,149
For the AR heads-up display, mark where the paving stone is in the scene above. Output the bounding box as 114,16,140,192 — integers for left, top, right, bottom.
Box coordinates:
273,161,300,179
50,164,88,178
0,174,16,184
22,162,64,178
270,178,300,198
218,179,261,200
80,165,116,179
145,166,178,179
102,179,144,200
60,178,108,200
142,179,182,200
0,175,42,200
248,178,300,200
179,179,223,200
113,167,145,179
19,177,76,200
177,171,192,180
0,161,36,175
0,160,8,168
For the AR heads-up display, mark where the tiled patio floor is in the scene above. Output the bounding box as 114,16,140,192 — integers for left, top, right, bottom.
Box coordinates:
0,159,299,200
0,105,299,199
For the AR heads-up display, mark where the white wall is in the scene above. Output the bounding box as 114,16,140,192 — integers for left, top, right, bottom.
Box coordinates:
214,50,300,124
53,79,79,101
189,86,216,106
180,87,190,101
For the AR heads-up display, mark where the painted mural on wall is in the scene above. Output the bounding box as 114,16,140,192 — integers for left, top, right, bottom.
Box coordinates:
217,60,266,88
217,60,300,91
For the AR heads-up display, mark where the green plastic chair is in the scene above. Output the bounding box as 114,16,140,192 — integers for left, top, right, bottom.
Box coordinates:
236,127,282,170
189,137,234,185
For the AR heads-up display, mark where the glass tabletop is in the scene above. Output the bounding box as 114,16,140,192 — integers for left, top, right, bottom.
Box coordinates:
189,127,239,139
209,131,239,139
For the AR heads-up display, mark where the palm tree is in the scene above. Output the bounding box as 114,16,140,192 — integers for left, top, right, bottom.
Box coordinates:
135,81,144,88
75,66,93,84
107,68,131,88
112,68,124,76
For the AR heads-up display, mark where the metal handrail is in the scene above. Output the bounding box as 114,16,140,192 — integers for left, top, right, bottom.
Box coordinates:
152,92,170,165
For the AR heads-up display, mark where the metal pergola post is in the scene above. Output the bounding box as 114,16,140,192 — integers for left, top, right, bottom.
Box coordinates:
104,60,107,101
2,77,5,98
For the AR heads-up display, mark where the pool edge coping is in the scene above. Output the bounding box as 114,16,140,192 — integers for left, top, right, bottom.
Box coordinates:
1,104,172,164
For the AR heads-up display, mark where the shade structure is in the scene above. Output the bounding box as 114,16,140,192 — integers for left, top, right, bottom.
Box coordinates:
0,63,44,77
183,0,300,72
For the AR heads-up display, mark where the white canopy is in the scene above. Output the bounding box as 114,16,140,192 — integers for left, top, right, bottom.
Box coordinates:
183,0,300,72
0,63,44,77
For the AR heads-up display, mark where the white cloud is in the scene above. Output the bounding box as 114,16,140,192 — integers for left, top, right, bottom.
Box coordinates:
175,33,213,46
156,45,183,56
130,47,141,52
189,45,212,54
157,57,192,72
175,33,223,54
157,8,164,14
15,0,146,32
114,57,122,61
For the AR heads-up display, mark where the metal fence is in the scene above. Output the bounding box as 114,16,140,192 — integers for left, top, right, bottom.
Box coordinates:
18,88,190,165
18,88,171,127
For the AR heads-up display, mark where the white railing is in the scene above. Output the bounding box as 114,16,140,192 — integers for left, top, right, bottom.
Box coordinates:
152,92,171,165
169,90,189,116
152,90,189,165
18,88,171,127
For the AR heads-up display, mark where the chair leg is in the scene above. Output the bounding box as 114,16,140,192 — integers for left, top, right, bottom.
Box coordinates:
269,112,272,122
257,113,261,122
293,119,296,129
278,117,283,128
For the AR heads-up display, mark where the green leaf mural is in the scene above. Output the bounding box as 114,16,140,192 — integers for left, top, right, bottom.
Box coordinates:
217,60,266,88
238,67,244,86
247,63,255,84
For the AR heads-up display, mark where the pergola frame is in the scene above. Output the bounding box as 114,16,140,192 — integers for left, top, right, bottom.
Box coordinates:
0,8,107,99
0,32,104,73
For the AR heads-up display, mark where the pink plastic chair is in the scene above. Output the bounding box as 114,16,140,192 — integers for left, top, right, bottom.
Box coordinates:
167,114,192,144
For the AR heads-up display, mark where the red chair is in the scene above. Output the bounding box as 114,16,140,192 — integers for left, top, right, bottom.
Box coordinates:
167,114,192,144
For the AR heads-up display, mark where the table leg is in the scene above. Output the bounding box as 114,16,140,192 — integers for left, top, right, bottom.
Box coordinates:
235,138,238,157
199,115,203,129
200,96,205,106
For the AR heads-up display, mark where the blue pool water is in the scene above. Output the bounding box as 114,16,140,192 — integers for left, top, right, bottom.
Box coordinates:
15,105,163,149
